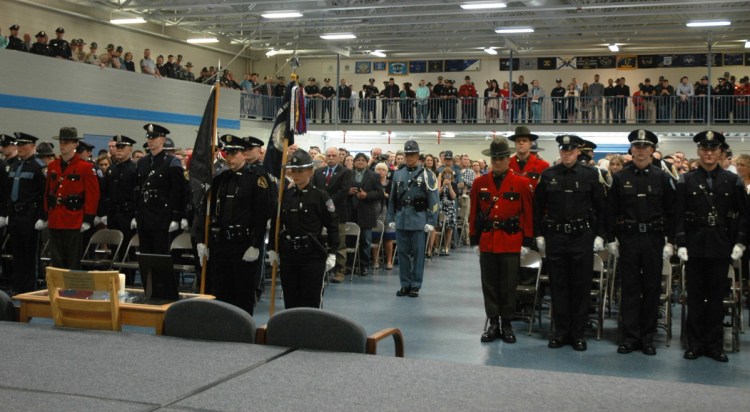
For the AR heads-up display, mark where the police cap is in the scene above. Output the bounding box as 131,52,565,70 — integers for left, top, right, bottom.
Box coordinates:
55,27,65,33
443,150,453,160
555,134,583,150
579,139,597,152
243,135,264,148
76,141,95,153
0,134,16,147
164,137,176,151
35,31,46,38
144,123,170,138
112,135,136,147
628,129,658,147
285,149,314,169
220,134,250,152
530,141,544,153
12,132,38,145
481,136,511,158
403,139,420,154
53,127,82,141
508,125,539,141
36,142,55,157
693,130,724,148
9,25,19,31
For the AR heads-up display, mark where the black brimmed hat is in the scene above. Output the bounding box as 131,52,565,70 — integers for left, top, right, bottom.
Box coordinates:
693,130,725,148
0,134,16,147
628,129,658,147
112,135,136,147
144,123,170,138
13,132,38,144
285,150,314,169
36,142,55,156
53,127,82,141
404,140,420,154
481,136,511,158
508,126,539,142
244,136,264,148
220,134,250,151
556,134,583,150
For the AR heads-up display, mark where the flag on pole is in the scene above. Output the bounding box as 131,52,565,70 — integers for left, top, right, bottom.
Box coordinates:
189,86,218,213
262,80,306,179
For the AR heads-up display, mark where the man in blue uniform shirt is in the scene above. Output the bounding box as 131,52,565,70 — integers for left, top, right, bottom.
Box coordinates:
387,140,439,297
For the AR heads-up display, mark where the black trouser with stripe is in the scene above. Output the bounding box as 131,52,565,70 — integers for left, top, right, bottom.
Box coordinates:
280,247,326,309
480,252,519,321
618,232,663,346
686,257,730,354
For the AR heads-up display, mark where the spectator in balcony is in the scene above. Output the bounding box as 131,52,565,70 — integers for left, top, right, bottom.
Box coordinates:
182,62,195,81
6,24,24,51
565,82,579,123
221,70,241,90
30,31,52,57
156,55,167,76
338,79,352,123
84,42,100,65
734,76,750,124
162,54,176,78
49,27,71,59
0,28,8,49
174,54,185,79
259,75,276,120
528,79,545,123
122,51,135,72
400,82,415,124
22,33,33,52
71,39,86,62
511,75,528,123
676,76,694,123
580,82,592,123
195,67,210,83
114,46,125,67
99,52,112,68
655,78,675,123
104,44,120,69
140,48,159,76
612,77,629,124
459,76,478,124
633,84,646,123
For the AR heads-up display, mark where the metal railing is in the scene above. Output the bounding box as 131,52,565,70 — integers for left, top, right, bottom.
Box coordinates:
240,94,750,125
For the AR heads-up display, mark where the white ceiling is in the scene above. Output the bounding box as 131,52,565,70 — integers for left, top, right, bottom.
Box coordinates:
70,0,750,58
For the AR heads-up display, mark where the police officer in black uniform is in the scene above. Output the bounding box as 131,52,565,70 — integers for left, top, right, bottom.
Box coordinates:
0,134,19,166
4,132,47,294
320,78,336,123
693,75,710,124
364,78,379,123
77,140,105,250
102,135,138,282
431,77,447,123
607,129,676,356
550,78,566,123
49,27,71,60
444,80,459,123
29,31,53,57
534,134,607,351
195,134,270,314
6,25,25,52
304,77,320,123
579,139,610,188
134,124,185,255
268,150,339,309
713,77,734,123
676,131,746,363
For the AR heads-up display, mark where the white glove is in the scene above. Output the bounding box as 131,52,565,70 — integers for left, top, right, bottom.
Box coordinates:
424,224,434,233
388,222,396,230
93,216,101,225
242,246,260,262
325,253,336,271
593,236,605,252
520,246,530,257
731,244,745,261
608,242,619,257
0,217,7,228
663,243,674,260
197,243,209,262
473,246,480,256
180,218,189,230
535,236,545,255
267,250,280,265
101,216,108,226
677,247,688,262
168,221,179,232
80,222,91,232
34,219,47,230
131,218,137,229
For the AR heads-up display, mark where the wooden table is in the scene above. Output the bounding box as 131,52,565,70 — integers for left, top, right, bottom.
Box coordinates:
13,288,214,334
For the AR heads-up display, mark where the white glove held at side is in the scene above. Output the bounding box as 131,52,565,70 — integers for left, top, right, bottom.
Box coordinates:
131,218,137,229
168,221,179,233
593,236,605,252
267,250,280,265
663,243,674,260
608,242,619,257
388,222,396,230
80,222,91,232
424,224,435,233
180,218,189,230
535,237,545,255
197,243,209,262
34,219,47,230
325,253,336,271
242,246,260,262
677,247,688,262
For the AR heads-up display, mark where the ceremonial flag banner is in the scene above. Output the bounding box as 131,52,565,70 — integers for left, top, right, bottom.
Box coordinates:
263,81,306,179
189,86,217,213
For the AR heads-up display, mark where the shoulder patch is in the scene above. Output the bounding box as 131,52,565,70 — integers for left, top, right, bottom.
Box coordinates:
258,176,268,189
170,157,183,168
326,198,336,212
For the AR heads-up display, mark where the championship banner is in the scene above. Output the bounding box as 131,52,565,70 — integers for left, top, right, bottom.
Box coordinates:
537,57,557,70
428,60,444,72
499,58,519,71
519,58,537,70
723,53,744,66
409,61,427,73
617,55,637,69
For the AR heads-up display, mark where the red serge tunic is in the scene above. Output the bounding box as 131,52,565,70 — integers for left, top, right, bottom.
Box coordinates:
509,153,549,188
45,156,100,229
469,171,534,253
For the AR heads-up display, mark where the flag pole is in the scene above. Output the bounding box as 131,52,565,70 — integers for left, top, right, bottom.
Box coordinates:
199,62,221,295
268,137,291,315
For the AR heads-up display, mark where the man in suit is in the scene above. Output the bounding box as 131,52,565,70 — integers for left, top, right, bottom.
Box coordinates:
349,153,384,276
313,147,354,283
259,75,276,120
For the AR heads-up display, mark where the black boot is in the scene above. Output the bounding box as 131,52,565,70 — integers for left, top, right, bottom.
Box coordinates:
481,319,501,342
501,321,516,344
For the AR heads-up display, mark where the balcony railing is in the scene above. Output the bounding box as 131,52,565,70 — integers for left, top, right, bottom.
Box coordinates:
240,94,750,125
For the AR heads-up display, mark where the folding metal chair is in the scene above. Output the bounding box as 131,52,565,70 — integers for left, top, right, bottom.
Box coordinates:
80,229,124,270
344,222,361,279
588,253,606,340
371,220,385,272
657,258,673,346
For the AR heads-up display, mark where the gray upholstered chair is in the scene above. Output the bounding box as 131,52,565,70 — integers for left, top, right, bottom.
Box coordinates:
163,299,256,343
257,308,404,357
0,290,15,321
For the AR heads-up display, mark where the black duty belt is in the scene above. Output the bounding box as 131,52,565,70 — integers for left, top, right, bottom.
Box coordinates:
48,194,83,211
483,216,520,234
12,202,37,213
210,226,254,242
617,218,663,234
142,189,166,204
686,214,725,228
543,218,590,235
282,235,313,251
400,197,427,212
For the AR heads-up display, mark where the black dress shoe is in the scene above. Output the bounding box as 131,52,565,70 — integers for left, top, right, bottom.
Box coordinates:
683,349,701,360
641,344,657,356
548,337,565,349
408,288,420,297
571,338,587,351
481,323,501,342
396,287,410,297
708,351,729,363
617,344,634,354
501,327,516,344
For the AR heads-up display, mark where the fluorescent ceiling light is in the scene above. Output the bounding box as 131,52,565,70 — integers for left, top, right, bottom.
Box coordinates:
495,27,534,34
261,11,303,19
686,20,731,27
110,18,146,25
187,37,219,44
461,2,507,9
745,40,750,48
483,47,498,55
370,50,386,57
608,44,619,52
266,49,279,57
320,33,357,40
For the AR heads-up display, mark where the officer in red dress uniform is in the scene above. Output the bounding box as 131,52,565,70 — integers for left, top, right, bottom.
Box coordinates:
470,136,534,343
507,126,549,188
43,127,100,269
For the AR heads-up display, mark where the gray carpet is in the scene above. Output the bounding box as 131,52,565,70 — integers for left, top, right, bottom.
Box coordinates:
0,388,151,412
